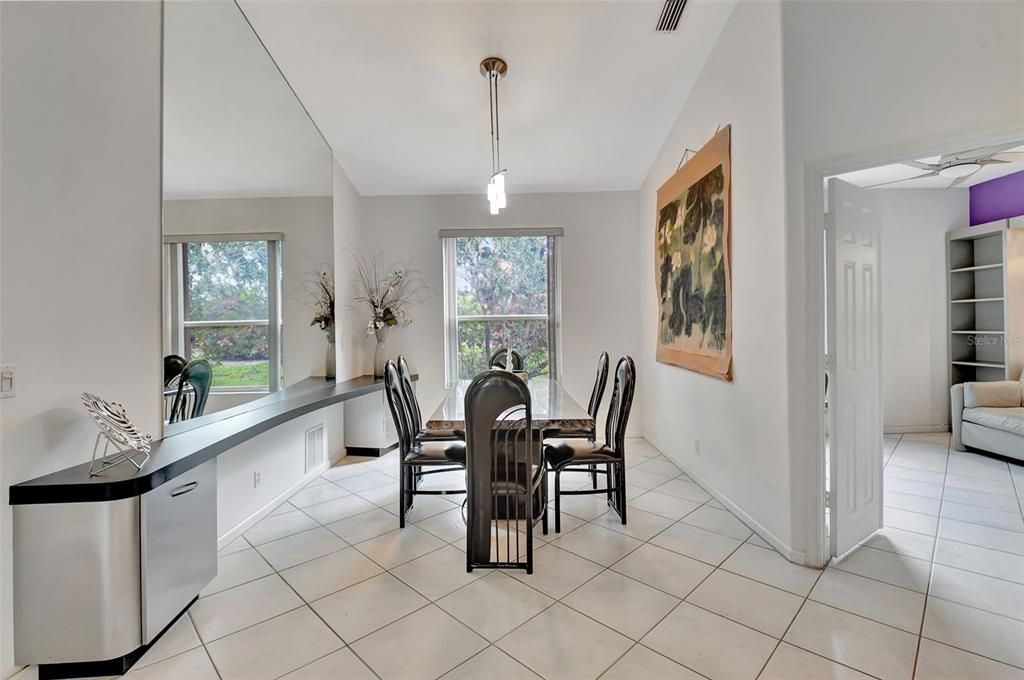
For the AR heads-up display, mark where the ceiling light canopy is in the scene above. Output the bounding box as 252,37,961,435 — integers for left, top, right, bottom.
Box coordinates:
482,57,508,215
938,162,982,178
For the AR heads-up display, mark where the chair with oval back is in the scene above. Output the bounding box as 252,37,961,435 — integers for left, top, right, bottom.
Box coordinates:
543,356,635,532
464,369,547,573
383,360,467,528
163,354,187,387
397,355,461,442
487,348,524,372
168,359,213,423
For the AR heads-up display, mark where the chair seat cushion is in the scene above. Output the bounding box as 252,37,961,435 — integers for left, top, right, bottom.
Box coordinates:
416,428,464,442
406,440,467,465
549,427,594,439
962,407,1024,437
544,438,619,467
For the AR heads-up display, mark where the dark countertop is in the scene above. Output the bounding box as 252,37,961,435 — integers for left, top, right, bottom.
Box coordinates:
10,375,393,505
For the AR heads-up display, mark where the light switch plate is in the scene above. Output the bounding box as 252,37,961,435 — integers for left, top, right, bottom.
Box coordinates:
0,365,15,399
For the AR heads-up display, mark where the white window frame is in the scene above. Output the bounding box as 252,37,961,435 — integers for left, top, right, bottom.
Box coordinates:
440,227,563,387
163,233,284,393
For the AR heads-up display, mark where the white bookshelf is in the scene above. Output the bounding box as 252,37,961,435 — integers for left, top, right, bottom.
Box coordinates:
947,218,1024,389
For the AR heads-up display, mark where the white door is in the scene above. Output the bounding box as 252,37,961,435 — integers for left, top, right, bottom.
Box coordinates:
827,178,883,558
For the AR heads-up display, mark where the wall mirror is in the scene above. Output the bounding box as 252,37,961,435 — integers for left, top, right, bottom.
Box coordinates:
162,0,334,435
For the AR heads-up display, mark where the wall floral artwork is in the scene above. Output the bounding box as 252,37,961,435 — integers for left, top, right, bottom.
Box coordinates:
655,125,732,380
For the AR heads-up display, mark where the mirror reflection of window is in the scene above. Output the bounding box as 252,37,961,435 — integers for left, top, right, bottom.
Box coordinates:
166,237,282,394
161,0,332,431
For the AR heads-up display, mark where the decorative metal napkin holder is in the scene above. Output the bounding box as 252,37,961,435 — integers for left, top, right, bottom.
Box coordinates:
81,392,152,476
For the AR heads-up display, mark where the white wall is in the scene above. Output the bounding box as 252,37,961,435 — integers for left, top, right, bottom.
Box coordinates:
333,159,367,381
216,407,344,544
877,189,969,433
357,191,643,433
781,0,1024,564
0,3,163,677
637,2,794,554
162,195,335,410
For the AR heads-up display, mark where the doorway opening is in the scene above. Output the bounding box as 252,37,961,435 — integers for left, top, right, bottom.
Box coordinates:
820,140,1024,565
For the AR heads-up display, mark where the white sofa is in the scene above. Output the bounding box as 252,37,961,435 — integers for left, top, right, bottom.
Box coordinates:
951,372,1024,462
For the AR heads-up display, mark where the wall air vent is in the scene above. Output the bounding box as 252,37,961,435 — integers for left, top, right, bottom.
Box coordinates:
656,0,689,32
305,424,325,473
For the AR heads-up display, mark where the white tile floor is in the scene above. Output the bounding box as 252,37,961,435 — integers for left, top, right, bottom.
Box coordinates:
14,435,1024,680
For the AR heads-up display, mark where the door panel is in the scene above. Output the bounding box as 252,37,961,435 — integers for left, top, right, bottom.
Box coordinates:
828,178,883,558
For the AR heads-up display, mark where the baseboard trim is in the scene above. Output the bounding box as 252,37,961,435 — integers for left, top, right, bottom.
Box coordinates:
641,432,807,566
216,462,331,550
35,597,197,679
346,442,398,458
884,424,949,434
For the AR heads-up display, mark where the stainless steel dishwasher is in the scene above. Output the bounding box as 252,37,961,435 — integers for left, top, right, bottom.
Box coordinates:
140,458,217,642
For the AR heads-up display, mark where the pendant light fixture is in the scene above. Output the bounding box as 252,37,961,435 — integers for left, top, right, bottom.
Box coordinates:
481,57,508,215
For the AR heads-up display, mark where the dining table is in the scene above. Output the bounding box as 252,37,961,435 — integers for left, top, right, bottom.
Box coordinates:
425,376,594,567
424,377,594,434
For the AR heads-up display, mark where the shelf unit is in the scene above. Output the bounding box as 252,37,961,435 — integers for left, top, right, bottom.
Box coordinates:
947,218,1024,389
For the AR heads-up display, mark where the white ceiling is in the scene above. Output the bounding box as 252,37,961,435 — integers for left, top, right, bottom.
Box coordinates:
163,0,332,200
237,0,737,196
836,143,1024,190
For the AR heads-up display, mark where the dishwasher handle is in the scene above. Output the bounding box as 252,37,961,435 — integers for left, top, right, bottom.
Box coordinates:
170,481,199,498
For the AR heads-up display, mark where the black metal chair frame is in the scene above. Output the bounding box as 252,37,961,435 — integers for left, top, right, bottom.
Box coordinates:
488,348,525,371
383,361,466,528
547,356,635,533
164,354,187,387
397,355,461,444
464,370,548,574
553,352,610,488
168,359,212,424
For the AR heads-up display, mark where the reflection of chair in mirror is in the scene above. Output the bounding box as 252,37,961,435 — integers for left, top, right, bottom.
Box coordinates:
383,361,467,528
164,354,187,386
488,348,524,371
163,354,189,421
168,359,213,424
545,356,635,533
464,370,547,573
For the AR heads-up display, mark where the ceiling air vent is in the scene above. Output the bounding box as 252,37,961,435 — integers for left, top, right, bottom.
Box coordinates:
656,0,689,32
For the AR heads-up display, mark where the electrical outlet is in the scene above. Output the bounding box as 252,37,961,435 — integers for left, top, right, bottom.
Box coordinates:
694,439,701,456
0,365,15,399
253,471,261,488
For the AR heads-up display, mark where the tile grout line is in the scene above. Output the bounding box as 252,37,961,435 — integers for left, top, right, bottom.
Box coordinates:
269,553,387,680
909,435,952,679
189,438,1021,680
753,569,840,680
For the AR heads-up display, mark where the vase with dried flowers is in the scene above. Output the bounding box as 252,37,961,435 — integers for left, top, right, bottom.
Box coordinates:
352,251,431,378
303,269,336,379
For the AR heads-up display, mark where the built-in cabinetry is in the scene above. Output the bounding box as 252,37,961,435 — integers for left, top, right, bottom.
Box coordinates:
10,375,405,679
14,460,217,675
947,218,1024,388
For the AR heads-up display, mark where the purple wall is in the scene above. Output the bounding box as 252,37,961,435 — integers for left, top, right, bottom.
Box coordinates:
970,169,1024,225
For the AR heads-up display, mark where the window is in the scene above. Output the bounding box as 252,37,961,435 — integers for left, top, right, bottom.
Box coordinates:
442,228,561,385
164,234,282,392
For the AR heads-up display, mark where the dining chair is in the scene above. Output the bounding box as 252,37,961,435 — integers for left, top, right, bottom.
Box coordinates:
383,360,467,528
464,369,547,573
168,359,213,423
397,355,462,442
547,352,610,487
544,356,635,532
488,348,524,371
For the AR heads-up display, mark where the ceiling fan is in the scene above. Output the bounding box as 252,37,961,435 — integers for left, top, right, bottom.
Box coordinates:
867,142,1024,188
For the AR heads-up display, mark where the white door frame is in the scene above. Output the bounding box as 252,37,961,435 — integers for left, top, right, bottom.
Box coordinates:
795,129,1024,568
